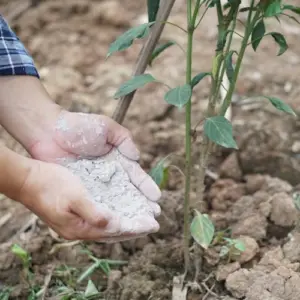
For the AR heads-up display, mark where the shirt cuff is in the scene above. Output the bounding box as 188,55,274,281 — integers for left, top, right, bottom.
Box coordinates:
0,16,39,78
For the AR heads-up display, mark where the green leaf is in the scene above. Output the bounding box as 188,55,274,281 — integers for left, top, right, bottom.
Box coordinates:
251,20,266,51
264,0,282,17
77,263,99,283
212,53,224,79
85,280,99,297
206,0,217,7
269,32,288,56
264,96,296,116
149,41,175,66
0,287,12,300
190,210,215,249
114,74,156,99
164,84,192,108
204,116,238,149
11,244,30,264
283,14,300,25
107,22,154,57
293,192,300,211
223,237,234,245
234,240,246,252
225,51,236,83
147,0,160,22
149,156,170,188
220,246,229,257
191,72,211,88
283,4,300,14
98,261,110,276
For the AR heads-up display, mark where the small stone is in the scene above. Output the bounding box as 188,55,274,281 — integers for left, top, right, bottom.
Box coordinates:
284,81,292,93
219,153,243,181
258,246,284,270
203,248,220,266
226,269,251,298
135,236,151,250
283,232,300,262
231,214,267,240
216,262,241,281
292,141,300,153
245,175,266,194
236,236,259,264
107,270,122,289
263,177,293,195
270,193,298,227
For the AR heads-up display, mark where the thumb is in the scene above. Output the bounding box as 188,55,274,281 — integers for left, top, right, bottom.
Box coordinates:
70,197,112,227
102,116,140,161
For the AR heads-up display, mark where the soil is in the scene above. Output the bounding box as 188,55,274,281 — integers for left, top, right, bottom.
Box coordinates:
1,0,300,299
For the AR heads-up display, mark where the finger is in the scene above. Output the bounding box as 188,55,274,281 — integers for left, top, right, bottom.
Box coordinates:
77,226,138,241
70,197,112,228
117,155,161,202
120,216,160,235
74,216,156,241
147,201,161,217
101,116,140,160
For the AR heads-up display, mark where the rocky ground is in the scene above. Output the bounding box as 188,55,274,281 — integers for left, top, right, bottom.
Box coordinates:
1,0,300,299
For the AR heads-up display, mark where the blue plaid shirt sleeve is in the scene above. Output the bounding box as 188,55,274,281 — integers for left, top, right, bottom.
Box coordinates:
0,15,39,78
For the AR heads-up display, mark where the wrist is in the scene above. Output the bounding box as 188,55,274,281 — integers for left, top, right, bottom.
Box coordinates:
0,145,34,202
0,76,63,152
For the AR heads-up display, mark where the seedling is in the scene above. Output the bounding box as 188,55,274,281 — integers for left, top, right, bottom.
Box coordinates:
108,0,299,277
219,238,246,262
11,244,42,299
55,280,102,300
77,249,127,283
0,287,12,300
54,264,80,288
11,244,33,282
293,192,300,211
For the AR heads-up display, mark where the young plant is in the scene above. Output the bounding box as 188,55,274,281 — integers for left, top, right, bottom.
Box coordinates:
77,249,127,284
54,264,80,288
219,238,246,262
107,0,298,277
55,279,102,300
0,287,12,300
11,244,42,299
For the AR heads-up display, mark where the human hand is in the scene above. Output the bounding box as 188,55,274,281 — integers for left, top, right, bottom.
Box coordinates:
29,110,161,203
27,110,161,241
19,158,159,241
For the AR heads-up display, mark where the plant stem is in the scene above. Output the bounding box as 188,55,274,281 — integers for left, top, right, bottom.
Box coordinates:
194,0,225,207
112,0,176,124
184,0,194,275
214,12,238,103
192,0,202,25
220,9,260,115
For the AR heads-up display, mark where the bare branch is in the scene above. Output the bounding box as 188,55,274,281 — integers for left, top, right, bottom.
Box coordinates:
112,0,176,124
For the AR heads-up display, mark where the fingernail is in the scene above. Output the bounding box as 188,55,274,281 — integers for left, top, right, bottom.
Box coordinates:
139,176,162,202
118,138,140,161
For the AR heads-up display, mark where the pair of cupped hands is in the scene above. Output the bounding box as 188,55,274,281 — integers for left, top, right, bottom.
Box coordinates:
23,110,161,242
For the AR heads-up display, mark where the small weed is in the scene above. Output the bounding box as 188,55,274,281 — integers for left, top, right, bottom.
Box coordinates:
219,238,246,262
55,279,102,300
0,287,12,300
11,244,42,299
77,249,127,283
